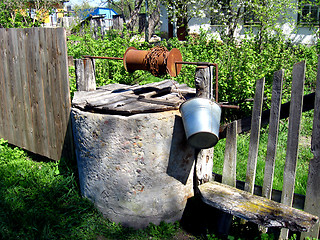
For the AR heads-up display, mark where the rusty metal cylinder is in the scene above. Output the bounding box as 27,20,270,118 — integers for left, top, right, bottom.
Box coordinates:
123,47,182,77
123,47,149,72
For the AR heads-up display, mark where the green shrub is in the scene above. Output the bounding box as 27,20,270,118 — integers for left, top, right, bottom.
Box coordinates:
67,29,318,120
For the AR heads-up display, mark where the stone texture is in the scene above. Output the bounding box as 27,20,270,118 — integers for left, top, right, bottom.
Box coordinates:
71,108,195,229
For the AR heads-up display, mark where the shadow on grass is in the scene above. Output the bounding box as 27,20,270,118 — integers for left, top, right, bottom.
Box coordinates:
0,141,183,239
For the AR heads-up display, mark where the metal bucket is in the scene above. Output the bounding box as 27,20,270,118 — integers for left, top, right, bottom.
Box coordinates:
179,98,221,149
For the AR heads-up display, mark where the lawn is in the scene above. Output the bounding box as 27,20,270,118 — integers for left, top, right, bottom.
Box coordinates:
0,109,314,239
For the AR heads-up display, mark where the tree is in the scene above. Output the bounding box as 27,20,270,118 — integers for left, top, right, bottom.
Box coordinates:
100,0,161,38
161,0,296,43
0,0,62,28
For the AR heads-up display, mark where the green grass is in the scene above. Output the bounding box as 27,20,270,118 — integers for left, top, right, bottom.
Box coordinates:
0,138,185,240
0,111,315,239
213,110,314,195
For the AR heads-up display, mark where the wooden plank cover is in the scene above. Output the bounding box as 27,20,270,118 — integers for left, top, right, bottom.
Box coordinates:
72,80,196,115
199,181,319,232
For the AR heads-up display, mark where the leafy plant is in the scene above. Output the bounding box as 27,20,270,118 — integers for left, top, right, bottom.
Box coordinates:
68,29,318,119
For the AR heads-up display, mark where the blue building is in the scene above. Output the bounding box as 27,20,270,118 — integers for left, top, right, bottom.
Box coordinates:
85,7,118,29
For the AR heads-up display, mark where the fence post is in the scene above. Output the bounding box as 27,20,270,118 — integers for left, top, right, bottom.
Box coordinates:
75,58,96,91
194,66,214,186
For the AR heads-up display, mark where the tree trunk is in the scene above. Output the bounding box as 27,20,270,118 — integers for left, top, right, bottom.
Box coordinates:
148,6,160,38
126,0,144,32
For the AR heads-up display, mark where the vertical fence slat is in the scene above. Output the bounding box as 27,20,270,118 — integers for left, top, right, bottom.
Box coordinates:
18,29,33,151
222,120,238,187
55,28,72,159
300,56,320,240
9,29,28,148
262,70,284,199
39,28,56,159
28,28,47,155
280,61,306,239
52,28,66,160
49,28,64,160
0,29,8,140
244,78,265,194
2,29,15,144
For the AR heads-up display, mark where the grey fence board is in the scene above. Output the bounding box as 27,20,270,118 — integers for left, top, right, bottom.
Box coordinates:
280,61,306,239
301,56,320,240
0,28,71,161
244,78,265,194
262,70,284,200
222,120,238,187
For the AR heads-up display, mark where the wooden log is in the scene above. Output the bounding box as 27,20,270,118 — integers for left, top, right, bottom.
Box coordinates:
301,56,320,240
196,148,214,185
199,181,319,232
280,61,306,239
195,66,213,99
194,66,215,185
75,58,96,91
262,70,284,200
245,78,265,194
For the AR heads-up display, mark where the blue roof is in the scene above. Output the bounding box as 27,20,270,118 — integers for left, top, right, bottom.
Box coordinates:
85,7,117,20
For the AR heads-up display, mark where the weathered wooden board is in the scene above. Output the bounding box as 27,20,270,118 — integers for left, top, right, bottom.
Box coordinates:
245,78,265,194
280,61,306,239
199,181,319,232
262,70,284,200
75,58,96,91
72,80,196,115
301,56,320,240
222,120,237,187
0,28,71,161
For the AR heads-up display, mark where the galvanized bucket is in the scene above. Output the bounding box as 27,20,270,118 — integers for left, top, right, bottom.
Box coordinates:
179,98,221,149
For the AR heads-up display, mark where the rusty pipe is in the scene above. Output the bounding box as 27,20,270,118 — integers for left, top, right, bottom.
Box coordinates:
82,55,123,60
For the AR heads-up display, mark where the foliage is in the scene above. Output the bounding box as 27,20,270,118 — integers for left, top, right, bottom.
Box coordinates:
160,0,296,42
67,29,318,119
0,0,61,28
67,27,161,87
99,0,161,37
0,1,39,28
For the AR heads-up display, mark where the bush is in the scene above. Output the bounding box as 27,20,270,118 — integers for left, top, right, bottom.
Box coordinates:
67,29,318,120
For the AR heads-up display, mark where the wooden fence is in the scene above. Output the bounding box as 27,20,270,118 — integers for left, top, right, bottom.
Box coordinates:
0,28,72,161
199,59,320,239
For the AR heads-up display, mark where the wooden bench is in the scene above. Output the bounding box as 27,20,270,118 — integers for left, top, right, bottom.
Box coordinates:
197,60,320,239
